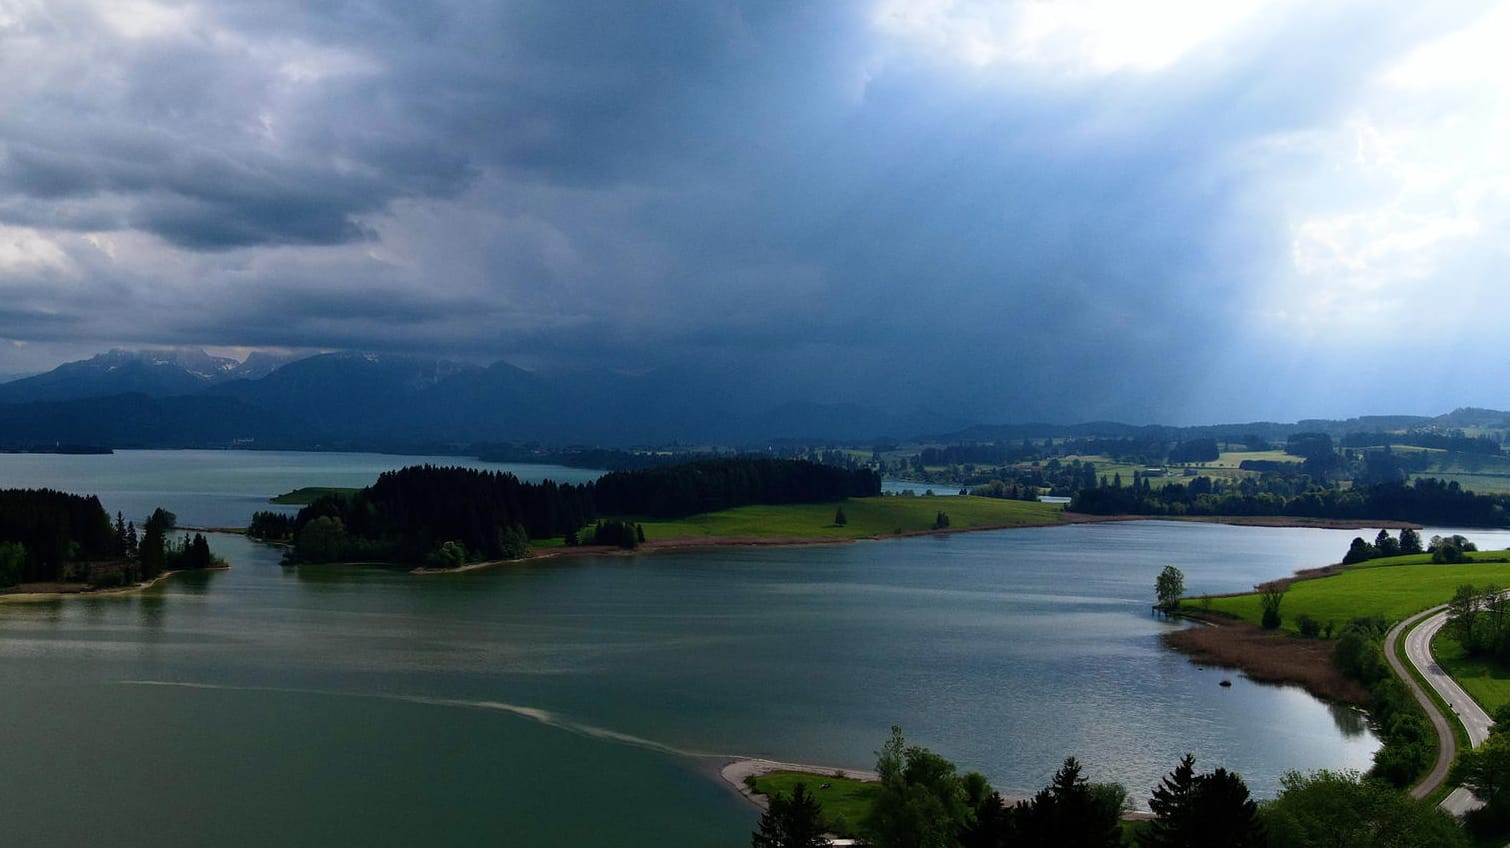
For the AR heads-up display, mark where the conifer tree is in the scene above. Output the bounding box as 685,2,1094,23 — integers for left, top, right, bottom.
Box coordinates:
751,783,827,848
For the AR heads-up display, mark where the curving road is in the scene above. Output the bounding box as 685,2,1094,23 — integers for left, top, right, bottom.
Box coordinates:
1386,605,1490,815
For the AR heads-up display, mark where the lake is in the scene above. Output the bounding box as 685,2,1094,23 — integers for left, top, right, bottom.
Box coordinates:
1,450,1486,846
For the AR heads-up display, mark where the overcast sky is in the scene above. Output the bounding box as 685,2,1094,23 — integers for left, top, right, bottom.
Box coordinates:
0,0,1505,424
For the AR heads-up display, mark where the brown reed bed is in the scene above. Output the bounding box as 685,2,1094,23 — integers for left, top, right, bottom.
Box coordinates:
1164,613,1370,706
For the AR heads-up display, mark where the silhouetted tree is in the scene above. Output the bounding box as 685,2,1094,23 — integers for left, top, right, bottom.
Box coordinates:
1260,582,1286,630
751,783,827,848
1155,565,1184,613
1399,527,1424,555
1010,757,1122,848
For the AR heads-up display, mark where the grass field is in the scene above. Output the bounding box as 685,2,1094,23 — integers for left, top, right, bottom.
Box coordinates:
1211,449,1298,468
1413,472,1510,494
1433,633,1510,713
269,486,359,505
749,771,878,837
1188,551,1510,635
628,496,1063,541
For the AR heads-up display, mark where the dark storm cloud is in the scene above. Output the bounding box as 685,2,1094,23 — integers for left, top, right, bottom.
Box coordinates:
0,0,1503,423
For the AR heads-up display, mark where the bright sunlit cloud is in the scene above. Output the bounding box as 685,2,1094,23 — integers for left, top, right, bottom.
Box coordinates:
1277,5,1510,340
872,0,1269,74
0,0,1508,421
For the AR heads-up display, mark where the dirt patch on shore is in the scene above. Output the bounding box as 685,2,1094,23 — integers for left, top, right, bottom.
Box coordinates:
1164,614,1370,706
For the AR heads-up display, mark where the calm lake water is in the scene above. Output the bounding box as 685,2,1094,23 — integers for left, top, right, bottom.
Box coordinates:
4,450,1497,846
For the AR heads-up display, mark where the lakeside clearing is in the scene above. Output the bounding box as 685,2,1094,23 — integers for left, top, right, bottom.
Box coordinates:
1167,550,1510,708
385,503,1455,575
1166,614,1371,704
1188,551,1510,637
1434,633,1510,714
632,495,1063,541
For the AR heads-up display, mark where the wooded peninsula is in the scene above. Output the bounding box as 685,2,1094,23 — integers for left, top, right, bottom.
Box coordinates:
254,458,884,567
0,489,223,591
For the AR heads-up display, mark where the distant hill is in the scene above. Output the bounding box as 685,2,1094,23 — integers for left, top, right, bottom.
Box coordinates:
0,348,303,404
0,347,1503,449
0,392,292,446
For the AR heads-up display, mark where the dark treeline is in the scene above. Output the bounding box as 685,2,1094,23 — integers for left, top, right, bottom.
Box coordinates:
283,458,878,564
1167,437,1220,463
288,465,594,564
919,443,1038,467
1072,477,1510,527
0,489,114,582
594,458,880,519
752,726,1467,848
471,443,694,472
1341,429,1502,455
248,510,297,542
0,493,219,587
965,458,1099,500
1329,615,1437,787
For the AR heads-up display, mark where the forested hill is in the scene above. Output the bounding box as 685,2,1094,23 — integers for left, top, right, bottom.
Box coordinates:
279,459,882,565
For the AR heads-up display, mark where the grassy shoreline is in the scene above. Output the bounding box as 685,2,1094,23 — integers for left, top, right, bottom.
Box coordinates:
292,500,1461,575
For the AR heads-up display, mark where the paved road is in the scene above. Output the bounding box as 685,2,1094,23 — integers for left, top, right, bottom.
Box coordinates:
1387,605,1491,815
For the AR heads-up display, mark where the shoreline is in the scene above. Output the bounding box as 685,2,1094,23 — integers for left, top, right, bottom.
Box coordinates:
1161,611,1371,706
0,565,230,602
717,758,881,812
1060,513,1423,530
715,756,1141,821
340,512,1436,575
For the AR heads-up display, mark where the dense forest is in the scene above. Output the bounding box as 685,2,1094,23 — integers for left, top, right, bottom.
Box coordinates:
0,492,219,587
593,457,880,519
281,458,881,565
0,489,114,582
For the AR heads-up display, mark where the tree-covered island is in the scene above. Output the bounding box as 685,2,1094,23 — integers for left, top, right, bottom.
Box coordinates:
0,489,223,591
268,458,886,567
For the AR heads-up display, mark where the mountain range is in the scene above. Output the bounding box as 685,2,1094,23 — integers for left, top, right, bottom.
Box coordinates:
0,348,296,405
0,348,1503,450
0,349,964,448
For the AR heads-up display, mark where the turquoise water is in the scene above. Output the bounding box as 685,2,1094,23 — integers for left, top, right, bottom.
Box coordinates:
0,451,1449,846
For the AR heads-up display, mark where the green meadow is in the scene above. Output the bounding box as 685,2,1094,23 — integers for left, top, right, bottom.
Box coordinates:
629,495,1063,541
1433,633,1510,713
749,772,878,837
1187,551,1510,636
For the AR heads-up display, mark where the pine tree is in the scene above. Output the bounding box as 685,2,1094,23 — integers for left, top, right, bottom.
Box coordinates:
1140,756,1263,848
114,512,128,558
751,783,827,848
1013,758,1122,848
1139,754,1198,848
1188,768,1262,847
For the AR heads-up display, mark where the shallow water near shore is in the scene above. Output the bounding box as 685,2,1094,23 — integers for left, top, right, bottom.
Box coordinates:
2,450,1494,846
